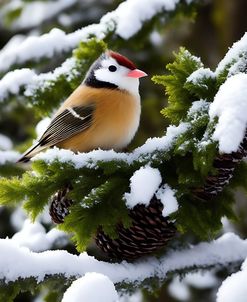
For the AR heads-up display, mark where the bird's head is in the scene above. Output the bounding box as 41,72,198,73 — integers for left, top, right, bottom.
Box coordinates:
84,51,147,95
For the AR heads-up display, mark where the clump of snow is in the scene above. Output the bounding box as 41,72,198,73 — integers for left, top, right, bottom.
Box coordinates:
156,184,178,217
103,0,180,40
168,271,218,301
0,134,13,150
216,32,247,76
24,57,77,98
124,166,162,208
188,99,209,116
209,73,247,153
168,276,191,301
217,270,247,302
62,273,119,302
0,150,20,165
184,271,218,289
12,219,67,252
0,69,36,101
187,67,215,85
4,0,77,30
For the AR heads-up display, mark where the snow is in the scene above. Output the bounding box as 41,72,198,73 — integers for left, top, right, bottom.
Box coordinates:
168,271,217,301
188,99,209,116
103,0,180,40
0,69,36,101
156,184,178,217
187,67,215,85
124,166,162,208
168,277,191,301
216,32,247,76
35,117,51,138
217,270,247,302
32,122,189,167
0,0,193,72
209,73,247,153
0,134,13,151
5,0,77,30
0,150,20,165
12,219,67,252
184,271,218,288
62,273,119,302
0,232,246,285
0,58,77,103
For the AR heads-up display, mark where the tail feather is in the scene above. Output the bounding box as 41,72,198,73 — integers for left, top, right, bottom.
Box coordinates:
17,142,45,163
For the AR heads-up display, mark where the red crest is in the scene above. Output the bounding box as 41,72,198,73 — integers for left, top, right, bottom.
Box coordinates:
108,51,136,70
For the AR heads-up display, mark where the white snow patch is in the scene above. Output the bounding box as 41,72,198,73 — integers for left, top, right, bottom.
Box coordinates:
217,270,247,302
12,219,66,252
216,32,247,76
35,117,51,138
184,271,217,289
0,69,36,101
0,134,13,151
6,0,77,30
168,276,191,301
209,73,247,153
105,0,180,40
125,166,162,208
156,184,178,217
62,273,119,302
187,67,215,84
0,150,20,165
188,99,209,116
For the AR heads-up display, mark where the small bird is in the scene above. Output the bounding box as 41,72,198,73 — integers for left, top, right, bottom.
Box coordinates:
18,51,147,162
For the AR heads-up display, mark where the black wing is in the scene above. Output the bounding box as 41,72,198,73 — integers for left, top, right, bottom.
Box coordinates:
18,104,95,162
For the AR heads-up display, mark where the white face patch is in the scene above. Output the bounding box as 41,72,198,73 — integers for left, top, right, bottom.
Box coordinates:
94,57,140,96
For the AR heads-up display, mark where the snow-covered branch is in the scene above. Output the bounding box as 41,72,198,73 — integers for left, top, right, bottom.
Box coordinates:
0,0,198,73
0,233,246,289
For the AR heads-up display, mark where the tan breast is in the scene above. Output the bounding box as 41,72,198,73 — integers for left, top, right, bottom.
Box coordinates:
57,85,141,152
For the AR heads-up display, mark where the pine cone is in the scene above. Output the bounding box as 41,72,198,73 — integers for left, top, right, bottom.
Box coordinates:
49,188,176,260
95,197,176,260
49,186,73,224
193,130,247,201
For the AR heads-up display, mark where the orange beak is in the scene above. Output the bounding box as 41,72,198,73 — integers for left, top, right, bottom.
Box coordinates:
127,69,147,78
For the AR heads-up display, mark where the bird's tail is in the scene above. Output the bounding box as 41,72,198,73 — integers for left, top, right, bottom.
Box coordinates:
17,142,45,163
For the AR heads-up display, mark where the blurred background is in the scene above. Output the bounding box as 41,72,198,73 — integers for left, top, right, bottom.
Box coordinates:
1,0,247,301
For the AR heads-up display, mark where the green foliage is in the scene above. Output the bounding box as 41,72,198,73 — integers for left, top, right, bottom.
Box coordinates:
152,48,203,124
176,190,236,239
61,177,131,251
3,6,23,27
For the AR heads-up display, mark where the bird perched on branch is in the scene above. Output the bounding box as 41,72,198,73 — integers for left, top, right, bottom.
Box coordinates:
18,51,147,162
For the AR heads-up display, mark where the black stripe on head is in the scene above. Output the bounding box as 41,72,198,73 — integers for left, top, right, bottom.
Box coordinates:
84,54,118,89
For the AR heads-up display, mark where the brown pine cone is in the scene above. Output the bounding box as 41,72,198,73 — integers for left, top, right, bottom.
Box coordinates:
95,197,176,261
193,130,247,201
49,186,73,224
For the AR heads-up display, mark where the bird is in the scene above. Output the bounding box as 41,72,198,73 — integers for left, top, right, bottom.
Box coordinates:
18,51,147,162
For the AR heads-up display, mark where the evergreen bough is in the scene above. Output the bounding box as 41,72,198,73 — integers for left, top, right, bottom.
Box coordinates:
1,40,247,254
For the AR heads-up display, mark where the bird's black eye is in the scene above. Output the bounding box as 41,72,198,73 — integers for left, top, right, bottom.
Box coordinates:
108,65,117,72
